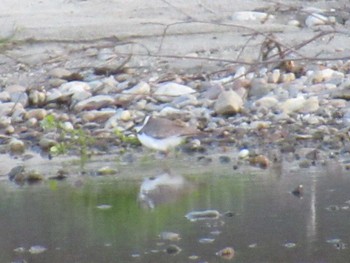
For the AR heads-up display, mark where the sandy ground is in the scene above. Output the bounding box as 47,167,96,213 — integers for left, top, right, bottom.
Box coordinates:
1,0,349,71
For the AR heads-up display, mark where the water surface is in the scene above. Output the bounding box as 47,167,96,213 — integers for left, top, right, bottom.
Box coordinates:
1,163,350,262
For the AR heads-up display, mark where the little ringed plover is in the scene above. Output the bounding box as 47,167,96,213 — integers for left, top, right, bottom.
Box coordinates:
136,116,199,152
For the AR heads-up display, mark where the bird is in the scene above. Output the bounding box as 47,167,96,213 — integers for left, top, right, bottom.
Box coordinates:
136,116,200,153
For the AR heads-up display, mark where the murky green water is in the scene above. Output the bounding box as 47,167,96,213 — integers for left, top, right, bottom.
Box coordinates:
1,163,350,263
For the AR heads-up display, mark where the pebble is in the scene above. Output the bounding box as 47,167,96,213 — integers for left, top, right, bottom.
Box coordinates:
123,81,150,95
25,109,47,120
74,95,115,112
9,138,25,154
214,90,243,115
280,96,306,114
305,13,329,27
154,82,196,97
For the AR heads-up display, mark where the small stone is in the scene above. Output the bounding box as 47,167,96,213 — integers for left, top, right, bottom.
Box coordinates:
267,69,281,83
49,68,73,79
80,110,115,123
123,81,150,95
165,244,182,255
154,82,196,97
249,78,271,98
28,89,46,106
214,90,243,115
249,155,270,168
59,81,91,95
0,91,10,101
280,73,295,83
288,19,301,27
254,96,278,109
26,170,44,183
9,138,25,153
238,149,249,159
300,96,319,113
25,109,47,120
39,137,57,151
305,13,329,27
280,96,306,114
74,95,115,112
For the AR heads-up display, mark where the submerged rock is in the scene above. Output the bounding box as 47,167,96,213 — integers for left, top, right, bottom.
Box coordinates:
164,244,182,255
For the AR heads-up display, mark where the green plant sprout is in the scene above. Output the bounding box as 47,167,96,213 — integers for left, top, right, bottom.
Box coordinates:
41,115,94,167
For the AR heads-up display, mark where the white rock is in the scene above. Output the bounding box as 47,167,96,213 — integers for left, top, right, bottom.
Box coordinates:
46,89,63,102
234,66,246,79
238,149,249,159
214,90,243,115
0,91,10,102
123,81,150,95
232,11,274,22
300,96,319,113
280,96,306,114
59,81,91,96
312,68,344,83
154,82,196,97
74,95,115,112
267,69,281,83
104,109,131,129
288,19,301,27
49,68,72,79
305,13,328,27
159,107,183,116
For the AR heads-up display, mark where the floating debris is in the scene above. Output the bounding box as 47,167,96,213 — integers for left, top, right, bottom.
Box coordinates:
216,247,235,260
159,231,181,241
164,244,182,255
185,210,220,222
248,243,258,248
28,245,47,254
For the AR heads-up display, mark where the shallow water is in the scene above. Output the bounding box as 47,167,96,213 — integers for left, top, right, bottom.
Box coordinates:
2,163,350,263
